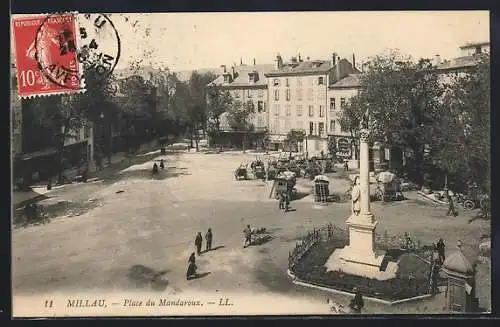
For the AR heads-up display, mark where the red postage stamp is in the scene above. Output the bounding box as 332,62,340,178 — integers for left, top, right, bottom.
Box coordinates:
12,13,85,98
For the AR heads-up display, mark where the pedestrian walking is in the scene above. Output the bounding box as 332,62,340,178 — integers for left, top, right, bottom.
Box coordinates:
349,287,364,313
195,232,203,255
186,252,197,280
344,160,349,171
284,191,290,212
436,238,446,264
152,162,159,174
205,228,213,252
159,159,165,169
445,189,457,216
243,225,252,248
278,191,285,210
430,260,440,295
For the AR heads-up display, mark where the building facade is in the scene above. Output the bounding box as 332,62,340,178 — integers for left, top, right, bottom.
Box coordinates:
209,61,273,149
264,53,359,156
327,73,361,161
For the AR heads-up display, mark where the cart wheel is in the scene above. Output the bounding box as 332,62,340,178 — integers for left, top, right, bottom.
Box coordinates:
463,200,475,210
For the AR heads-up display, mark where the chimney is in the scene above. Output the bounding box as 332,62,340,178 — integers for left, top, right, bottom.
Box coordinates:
231,66,236,79
275,54,283,70
221,65,227,73
240,57,243,66
253,58,256,66
332,52,337,67
336,56,341,81
298,53,302,62
352,53,356,70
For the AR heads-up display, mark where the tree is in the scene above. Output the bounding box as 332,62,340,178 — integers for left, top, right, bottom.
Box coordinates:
285,129,306,152
346,50,444,182
339,96,364,160
226,100,255,152
206,84,233,134
432,54,490,193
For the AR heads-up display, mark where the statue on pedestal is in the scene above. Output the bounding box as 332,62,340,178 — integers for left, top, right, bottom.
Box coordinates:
351,176,361,215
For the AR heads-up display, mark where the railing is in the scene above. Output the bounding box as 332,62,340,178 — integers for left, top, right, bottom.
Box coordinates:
288,223,423,270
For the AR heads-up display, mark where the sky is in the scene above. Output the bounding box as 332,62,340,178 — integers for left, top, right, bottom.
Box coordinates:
11,11,490,72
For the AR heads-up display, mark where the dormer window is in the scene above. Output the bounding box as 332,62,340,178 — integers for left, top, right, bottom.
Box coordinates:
249,74,254,83
273,78,280,86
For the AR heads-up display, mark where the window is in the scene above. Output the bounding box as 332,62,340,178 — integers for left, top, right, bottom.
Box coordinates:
330,98,336,111
340,97,346,108
297,78,302,88
235,90,240,98
318,122,325,136
307,89,314,101
314,140,320,151
286,89,291,101
319,105,325,118
296,89,303,101
308,105,314,117
84,122,91,139
258,89,264,98
330,120,336,133
247,101,255,112
274,89,280,101
284,119,290,131
258,101,264,112
309,77,314,86
247,90,252,98
309,122,314,135
274,104,279,116
285,78,290,87
273,78,280,86
263,102,267,112
297,105,303,117
318,76,324,85
285,104,291,117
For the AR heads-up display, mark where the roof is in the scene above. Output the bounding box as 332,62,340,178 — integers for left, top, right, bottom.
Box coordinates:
210,64,274,88
329,73,361,89
115,66,223,82
436,55,481,71
265,60,333,77
443,248,474,275
459,41,490,49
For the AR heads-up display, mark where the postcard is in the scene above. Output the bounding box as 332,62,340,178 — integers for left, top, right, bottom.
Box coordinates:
10,11,491,317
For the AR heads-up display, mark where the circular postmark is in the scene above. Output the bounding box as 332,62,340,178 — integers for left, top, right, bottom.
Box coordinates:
76,13,121,81
35,12,82,89
35,12,120,89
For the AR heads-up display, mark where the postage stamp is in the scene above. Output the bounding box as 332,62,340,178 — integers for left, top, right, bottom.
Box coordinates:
12,12,85,98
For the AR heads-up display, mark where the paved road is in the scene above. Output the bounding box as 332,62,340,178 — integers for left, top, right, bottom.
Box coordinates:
12,152,491,314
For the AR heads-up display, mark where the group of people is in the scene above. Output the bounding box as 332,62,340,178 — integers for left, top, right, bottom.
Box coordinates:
187,229,213,280
152,159,165,174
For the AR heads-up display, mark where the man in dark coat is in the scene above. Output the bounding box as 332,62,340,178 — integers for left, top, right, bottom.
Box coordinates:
436,238,446,264
205,228,213,252
243,225,252,248
445,189,457,216
195,232,203,255
349,288,364,313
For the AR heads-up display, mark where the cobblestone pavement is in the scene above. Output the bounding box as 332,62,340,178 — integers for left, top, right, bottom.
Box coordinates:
12,152,491,314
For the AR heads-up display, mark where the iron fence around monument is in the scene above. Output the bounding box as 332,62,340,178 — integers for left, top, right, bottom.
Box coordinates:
288,223,424,270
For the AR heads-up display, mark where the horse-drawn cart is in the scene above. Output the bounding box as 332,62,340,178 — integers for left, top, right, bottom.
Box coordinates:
234,163,249,180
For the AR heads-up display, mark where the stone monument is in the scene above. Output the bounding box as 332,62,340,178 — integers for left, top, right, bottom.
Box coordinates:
325,129,398,280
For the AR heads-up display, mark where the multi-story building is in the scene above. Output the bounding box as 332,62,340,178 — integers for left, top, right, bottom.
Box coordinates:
264,53,359,156
210,61,273,148
327,71,361,161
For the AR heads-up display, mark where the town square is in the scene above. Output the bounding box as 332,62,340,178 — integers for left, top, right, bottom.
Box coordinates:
10,11,490,316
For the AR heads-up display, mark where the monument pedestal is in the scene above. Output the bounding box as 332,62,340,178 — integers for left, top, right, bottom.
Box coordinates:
325,213,397,280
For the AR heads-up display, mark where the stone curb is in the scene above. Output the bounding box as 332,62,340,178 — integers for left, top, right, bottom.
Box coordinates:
286,269,433,306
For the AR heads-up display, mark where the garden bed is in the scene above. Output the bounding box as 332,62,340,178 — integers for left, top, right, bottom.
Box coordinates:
291,238,446,302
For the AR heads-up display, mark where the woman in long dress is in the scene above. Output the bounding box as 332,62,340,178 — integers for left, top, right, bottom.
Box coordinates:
351,176,361,215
